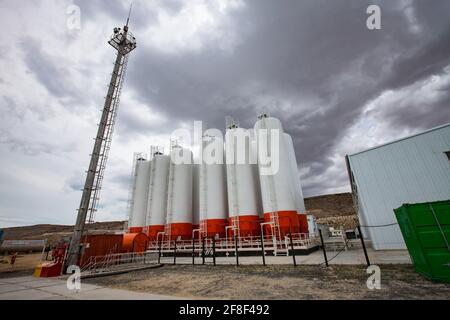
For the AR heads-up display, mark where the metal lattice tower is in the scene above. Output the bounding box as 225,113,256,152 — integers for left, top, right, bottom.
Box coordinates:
66,8,137,268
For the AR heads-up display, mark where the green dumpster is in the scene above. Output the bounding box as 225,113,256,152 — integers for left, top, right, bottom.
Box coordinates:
394,200,450,283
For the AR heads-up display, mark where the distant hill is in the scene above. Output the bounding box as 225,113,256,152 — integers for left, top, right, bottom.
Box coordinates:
2,221,126,245
305,193,358,230
2,193,357,242
304,192,355,218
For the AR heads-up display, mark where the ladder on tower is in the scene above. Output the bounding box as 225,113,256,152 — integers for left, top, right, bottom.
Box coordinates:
85,52,129,229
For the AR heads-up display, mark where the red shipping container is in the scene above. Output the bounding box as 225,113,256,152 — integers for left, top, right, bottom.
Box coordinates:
79,234,123,267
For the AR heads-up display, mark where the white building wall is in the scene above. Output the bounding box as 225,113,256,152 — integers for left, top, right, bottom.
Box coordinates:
348,124,450,250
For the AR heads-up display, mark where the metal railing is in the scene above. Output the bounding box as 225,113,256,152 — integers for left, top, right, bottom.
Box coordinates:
147,232,318,254
80,251,158,275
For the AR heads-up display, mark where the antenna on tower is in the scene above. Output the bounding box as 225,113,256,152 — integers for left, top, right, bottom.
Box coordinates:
126,2,133,28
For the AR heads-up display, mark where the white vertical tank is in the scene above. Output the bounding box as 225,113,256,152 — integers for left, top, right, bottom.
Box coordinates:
254,114,300,236
284,132,308,234
199,133,228,238
145,152,170,240
128,157,150,232
284,133,306,213
166,146,193,240
225,125,262,237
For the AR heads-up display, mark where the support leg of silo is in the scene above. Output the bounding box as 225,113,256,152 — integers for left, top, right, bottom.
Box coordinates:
192,238,195,265
202,237,205,265
158,238,162,265
212,237,216,266
260,232,266,266
173,241,177,265
289,231,297,267
234,234,239,266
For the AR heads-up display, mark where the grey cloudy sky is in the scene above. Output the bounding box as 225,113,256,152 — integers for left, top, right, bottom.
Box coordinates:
0,0,449,227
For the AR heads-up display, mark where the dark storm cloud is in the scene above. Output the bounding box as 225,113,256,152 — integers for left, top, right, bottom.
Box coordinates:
20,38,93,108
117,0,450,195
383,27,450,91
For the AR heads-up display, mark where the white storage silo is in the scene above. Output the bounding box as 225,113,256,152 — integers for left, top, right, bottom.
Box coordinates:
145,152,170,240
225,125,262,237
284,133,308,234
199,133,228,238
254,114,300,237
166,146,193,240
128,157,151,233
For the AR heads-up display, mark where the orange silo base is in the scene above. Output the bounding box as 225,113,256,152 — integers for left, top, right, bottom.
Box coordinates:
228,215,261,237
167,223,192,240
263,211,300,237
201,219,227,238
297,214,309,234
145,225,165,241
128,227,143,233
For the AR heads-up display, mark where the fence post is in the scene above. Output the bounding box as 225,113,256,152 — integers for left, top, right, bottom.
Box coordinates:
289,231,297,267
202,237,205,265
234,234,239,266
319,229,328,267
173,241,177,265
192,237,195,265
212,237,216,266
357,226,370,267
260,232,266,266
158,238,162,264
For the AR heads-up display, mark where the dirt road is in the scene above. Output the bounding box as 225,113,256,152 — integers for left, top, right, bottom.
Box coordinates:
85,264,450,300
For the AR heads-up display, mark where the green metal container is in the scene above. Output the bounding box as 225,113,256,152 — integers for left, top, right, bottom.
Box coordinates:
394,200,450,283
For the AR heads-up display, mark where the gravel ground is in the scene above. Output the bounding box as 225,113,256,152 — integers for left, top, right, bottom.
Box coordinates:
0,253,42,279
85,264,450,300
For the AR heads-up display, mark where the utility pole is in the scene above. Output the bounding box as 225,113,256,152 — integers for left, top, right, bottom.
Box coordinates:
66,6,137,268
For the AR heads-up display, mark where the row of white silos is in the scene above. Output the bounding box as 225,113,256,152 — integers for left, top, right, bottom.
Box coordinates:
198,115,307,239
128,148,195,241
128,115,307,240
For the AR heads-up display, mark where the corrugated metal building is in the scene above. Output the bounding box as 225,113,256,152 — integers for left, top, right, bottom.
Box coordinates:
346,123,450,250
